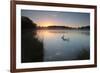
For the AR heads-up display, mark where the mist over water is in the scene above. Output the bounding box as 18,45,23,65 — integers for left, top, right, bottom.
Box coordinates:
35,29,90,61
21,29,90,63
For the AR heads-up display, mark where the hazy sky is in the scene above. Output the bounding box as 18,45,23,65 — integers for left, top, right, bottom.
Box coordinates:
21,9,90,27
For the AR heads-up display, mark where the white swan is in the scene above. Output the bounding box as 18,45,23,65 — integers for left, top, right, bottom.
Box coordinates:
61,35,70,41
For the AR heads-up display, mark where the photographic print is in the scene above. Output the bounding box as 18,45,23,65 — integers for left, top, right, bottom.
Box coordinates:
11,1,97,72
21,10,90,63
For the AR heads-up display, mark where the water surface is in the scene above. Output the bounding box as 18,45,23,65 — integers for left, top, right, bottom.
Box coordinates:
21,29,90,63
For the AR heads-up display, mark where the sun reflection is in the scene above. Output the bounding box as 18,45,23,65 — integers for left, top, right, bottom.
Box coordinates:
41,30,55,38
34,30,55,42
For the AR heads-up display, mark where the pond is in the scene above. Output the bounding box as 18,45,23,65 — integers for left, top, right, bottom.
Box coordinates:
21,29,90,63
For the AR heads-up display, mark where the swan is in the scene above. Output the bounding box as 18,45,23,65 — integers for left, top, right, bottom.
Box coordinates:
61,35,70,41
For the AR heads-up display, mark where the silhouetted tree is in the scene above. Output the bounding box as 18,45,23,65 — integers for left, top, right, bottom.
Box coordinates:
21,16,44,63
21,16,37,29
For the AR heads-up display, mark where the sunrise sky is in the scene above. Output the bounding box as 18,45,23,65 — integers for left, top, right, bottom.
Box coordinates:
21,10,90,28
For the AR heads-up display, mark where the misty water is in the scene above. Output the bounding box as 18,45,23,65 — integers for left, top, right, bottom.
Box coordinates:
21,29,90,63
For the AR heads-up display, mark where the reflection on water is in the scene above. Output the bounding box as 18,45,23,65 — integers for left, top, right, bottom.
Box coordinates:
21,29,90,63
21,30,44,63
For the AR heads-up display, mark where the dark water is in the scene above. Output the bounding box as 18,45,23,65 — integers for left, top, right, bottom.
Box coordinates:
21,29,90,63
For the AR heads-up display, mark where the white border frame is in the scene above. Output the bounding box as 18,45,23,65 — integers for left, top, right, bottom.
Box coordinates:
16,4,95,69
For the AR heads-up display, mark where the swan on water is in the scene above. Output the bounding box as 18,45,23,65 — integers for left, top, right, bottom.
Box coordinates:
61,35,70,41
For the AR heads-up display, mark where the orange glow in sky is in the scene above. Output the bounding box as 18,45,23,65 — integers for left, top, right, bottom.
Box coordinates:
37,21,54,27
36,21,81,28
22,10,90,28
